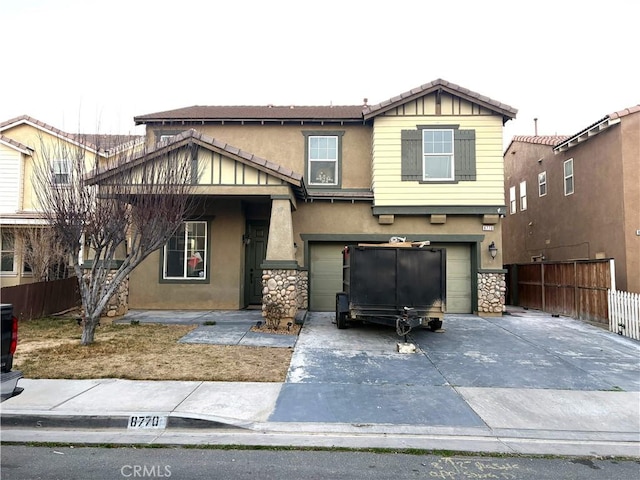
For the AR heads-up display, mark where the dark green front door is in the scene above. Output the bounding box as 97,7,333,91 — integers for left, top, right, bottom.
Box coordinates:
245,221,268,305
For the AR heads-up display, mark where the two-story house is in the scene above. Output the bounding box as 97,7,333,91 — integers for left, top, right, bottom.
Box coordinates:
0,115,141,287
503,105,640,294
93,79,515,319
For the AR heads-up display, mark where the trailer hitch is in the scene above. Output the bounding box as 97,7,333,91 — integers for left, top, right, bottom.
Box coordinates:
395,307,423,340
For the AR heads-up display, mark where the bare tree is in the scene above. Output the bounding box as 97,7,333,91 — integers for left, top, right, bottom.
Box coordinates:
32,132,197,345
16,226,69,282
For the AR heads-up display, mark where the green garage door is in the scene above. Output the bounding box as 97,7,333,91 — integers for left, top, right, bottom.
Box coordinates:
443,244,472,313
309,243,345,311
309,242,472,313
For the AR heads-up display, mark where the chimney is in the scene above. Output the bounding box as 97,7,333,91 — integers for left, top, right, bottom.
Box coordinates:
534,118,538,136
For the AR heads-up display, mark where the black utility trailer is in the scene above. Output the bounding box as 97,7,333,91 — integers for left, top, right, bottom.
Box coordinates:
335,243,446,336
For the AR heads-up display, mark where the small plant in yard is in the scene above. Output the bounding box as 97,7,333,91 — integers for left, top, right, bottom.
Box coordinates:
263,302,286,330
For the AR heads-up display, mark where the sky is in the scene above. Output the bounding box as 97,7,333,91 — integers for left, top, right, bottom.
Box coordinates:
1,0,638,150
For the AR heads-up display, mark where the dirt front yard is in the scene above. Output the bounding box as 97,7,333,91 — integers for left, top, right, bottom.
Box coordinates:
14,316,294,382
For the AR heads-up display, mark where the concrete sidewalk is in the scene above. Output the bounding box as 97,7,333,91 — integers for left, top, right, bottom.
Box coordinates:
1,309,639,457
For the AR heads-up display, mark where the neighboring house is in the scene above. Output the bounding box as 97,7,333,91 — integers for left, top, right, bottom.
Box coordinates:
97,78,516,318
0,115,142,287
503,105,640,293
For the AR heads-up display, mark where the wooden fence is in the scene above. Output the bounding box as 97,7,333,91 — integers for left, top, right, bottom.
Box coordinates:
608,289,640,340
506,259,614,325
0,277,80,321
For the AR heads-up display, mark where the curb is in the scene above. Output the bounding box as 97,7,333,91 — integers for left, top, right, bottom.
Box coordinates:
0,413,248,431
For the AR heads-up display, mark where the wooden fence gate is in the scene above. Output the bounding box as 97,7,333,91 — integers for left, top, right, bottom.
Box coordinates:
506,259,614,325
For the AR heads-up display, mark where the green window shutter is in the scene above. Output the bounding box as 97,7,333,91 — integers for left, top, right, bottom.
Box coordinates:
401,129,422,181
454,129,476,181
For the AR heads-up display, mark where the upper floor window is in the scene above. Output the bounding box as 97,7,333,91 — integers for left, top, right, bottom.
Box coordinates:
401,126,476,182
1,230,15,273
163,221,207,280
509,186,516,214
52,158,70,184
423,129,454,180
519,181,527,211
159,134,176,143
303,131,344,188
538,171,547,197
564,159,574,196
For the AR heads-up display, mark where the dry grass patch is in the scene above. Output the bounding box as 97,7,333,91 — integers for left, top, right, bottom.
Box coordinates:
14,316,293,382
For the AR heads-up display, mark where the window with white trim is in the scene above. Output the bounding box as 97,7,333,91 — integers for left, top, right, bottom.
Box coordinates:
308,135,338,186
538,171,547,197
52,158,70,184
423,129,454,180
509,186,516,214
163,221,207,279
519,181,527,211
564,159,574,196
1,230,15,273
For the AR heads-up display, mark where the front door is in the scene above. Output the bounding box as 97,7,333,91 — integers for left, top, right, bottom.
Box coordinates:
244,221,268,305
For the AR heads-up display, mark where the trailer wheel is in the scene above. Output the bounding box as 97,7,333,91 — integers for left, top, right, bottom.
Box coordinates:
335,292,349,329
336,312,348,329
429,318,443,331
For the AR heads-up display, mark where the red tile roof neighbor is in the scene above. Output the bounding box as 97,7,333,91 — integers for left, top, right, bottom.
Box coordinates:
608,104,640,119
510,135,570,146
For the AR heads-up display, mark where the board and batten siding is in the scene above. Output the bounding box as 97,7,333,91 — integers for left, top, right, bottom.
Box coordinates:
371,114,505,207
0,144,22,213
197,150,285,186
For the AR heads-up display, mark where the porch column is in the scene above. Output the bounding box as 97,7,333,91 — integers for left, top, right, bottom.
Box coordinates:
261,196,300,326
265,197,295,261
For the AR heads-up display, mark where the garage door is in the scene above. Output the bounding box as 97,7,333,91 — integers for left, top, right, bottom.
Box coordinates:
309,243,345,311
442,244,472,313
309,242,472,313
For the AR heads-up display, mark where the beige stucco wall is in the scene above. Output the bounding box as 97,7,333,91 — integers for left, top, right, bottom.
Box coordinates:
151,124,373,190
291,201,501,268
128,198,246,310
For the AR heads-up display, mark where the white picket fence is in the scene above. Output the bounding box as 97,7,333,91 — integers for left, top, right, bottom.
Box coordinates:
608,289,640,340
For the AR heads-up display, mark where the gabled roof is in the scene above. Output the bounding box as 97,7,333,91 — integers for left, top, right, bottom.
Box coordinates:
134,79,518,126
0,134,33,154
362,78,518,122
89,129,307,198
135,105,365,125
0,115,143,156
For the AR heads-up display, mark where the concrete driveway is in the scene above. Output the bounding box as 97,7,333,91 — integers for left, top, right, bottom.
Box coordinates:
269,310,640,432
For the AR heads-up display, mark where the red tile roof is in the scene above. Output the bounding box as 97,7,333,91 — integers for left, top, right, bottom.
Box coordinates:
509,135,570,146
608,104,640,119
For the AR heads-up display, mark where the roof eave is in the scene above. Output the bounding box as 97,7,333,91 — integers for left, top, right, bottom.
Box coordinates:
553,117,620,153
